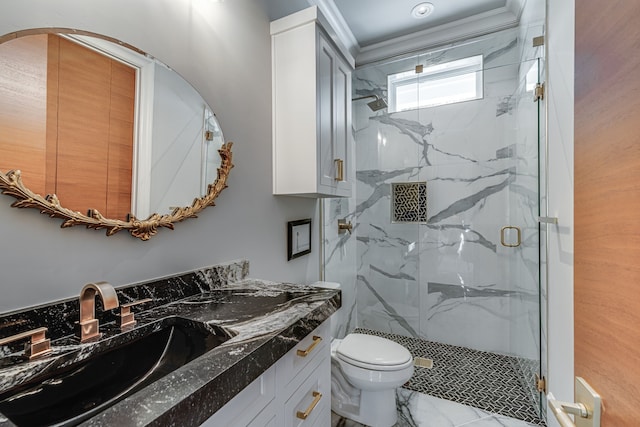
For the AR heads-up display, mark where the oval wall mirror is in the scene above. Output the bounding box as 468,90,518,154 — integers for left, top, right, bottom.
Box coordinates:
0,29,233,240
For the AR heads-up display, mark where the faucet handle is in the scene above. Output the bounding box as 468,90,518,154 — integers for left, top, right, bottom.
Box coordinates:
0,327,52,359
118,298,152,328
338,219,353,234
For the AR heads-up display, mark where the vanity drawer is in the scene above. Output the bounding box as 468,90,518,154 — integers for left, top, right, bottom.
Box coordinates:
246,405,277,427
283,353,331,427
200,366,275,426
277,321,330,390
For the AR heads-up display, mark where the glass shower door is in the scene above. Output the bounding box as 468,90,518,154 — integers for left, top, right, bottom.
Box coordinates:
503,56,544,419
322,27,547,423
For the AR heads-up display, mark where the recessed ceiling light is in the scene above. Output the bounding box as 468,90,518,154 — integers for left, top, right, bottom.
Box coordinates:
411,2,435,19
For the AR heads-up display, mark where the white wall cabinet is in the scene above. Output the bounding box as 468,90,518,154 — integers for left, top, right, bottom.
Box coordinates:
201,321,330,426
271,7,354,198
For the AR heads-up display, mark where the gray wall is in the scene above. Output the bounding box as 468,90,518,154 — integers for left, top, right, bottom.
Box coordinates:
0,0,319,312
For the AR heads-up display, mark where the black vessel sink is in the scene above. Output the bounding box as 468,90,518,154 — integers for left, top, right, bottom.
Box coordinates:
0,317,232,426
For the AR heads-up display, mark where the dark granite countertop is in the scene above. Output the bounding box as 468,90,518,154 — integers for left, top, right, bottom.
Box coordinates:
0,266,340,426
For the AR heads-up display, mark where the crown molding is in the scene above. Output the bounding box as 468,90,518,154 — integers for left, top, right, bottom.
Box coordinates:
506,0,527,20
306,0,360,58
298,0,527,67
356,0,526,66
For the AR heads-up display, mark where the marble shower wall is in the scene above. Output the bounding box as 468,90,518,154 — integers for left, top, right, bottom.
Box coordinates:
324,27,543,361
322,196,358,339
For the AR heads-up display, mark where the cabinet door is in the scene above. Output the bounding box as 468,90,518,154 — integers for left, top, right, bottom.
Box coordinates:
317,32,336,193
333,54,352,196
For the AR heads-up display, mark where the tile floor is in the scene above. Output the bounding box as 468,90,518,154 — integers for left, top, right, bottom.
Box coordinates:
331,329,546,427
331,389,543,427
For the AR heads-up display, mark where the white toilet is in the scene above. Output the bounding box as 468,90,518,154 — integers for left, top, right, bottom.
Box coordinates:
312,282,414,427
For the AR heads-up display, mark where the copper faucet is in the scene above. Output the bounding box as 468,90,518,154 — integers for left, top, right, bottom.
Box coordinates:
76,282,120,343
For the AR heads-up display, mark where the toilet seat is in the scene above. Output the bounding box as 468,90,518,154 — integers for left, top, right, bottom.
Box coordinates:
336,333,413,371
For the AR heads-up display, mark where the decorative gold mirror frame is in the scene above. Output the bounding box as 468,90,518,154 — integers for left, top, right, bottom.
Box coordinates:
0,143,233,241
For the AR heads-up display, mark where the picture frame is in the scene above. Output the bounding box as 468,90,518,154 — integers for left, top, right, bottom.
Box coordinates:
287,218,312,261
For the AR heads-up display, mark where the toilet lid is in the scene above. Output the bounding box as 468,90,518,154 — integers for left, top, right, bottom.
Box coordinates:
336,334,412,371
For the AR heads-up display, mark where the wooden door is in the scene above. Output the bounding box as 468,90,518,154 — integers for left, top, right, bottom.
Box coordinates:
54,36,112,215
105,54,135,220
0,34,135,220
0,34,48,194
52,36,135,220
574,1,640,425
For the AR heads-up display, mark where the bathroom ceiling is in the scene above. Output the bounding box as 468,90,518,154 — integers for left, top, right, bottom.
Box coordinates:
264,0,523,64
333,0,508,47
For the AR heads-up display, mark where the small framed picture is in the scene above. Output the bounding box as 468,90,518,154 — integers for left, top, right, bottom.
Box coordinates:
287,218,312,261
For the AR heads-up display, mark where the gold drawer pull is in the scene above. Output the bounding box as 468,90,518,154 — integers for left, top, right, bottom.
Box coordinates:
334,159,344,181
296,391,322,420
296,336,322,357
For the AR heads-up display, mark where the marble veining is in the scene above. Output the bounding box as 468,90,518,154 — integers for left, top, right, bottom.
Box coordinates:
323,25,541,358
0,259,249,353
357,275,419,337
322,27,543,424
0,262,340,426
428,282,538,302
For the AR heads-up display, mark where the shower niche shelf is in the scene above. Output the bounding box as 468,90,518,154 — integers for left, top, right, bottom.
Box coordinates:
270,6,354,198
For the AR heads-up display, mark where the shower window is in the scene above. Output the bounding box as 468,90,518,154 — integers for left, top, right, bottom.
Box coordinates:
387,55,484,112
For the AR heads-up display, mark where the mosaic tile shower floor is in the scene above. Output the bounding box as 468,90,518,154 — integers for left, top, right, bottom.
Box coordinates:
332,329,546,427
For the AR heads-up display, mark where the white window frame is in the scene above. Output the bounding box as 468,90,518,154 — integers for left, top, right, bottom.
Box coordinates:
388,55,484,112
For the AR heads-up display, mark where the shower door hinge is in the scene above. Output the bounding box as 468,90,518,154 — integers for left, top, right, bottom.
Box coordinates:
533,35,545,47
534,83,545,102
535,373,547,393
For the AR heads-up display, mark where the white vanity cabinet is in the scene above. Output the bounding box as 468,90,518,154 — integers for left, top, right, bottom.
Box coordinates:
201,321,331,426
271,7,354,198
276,324,331,427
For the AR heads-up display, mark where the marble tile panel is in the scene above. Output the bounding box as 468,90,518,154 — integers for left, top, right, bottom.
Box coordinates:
326,25,545,420
323,190,359,338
